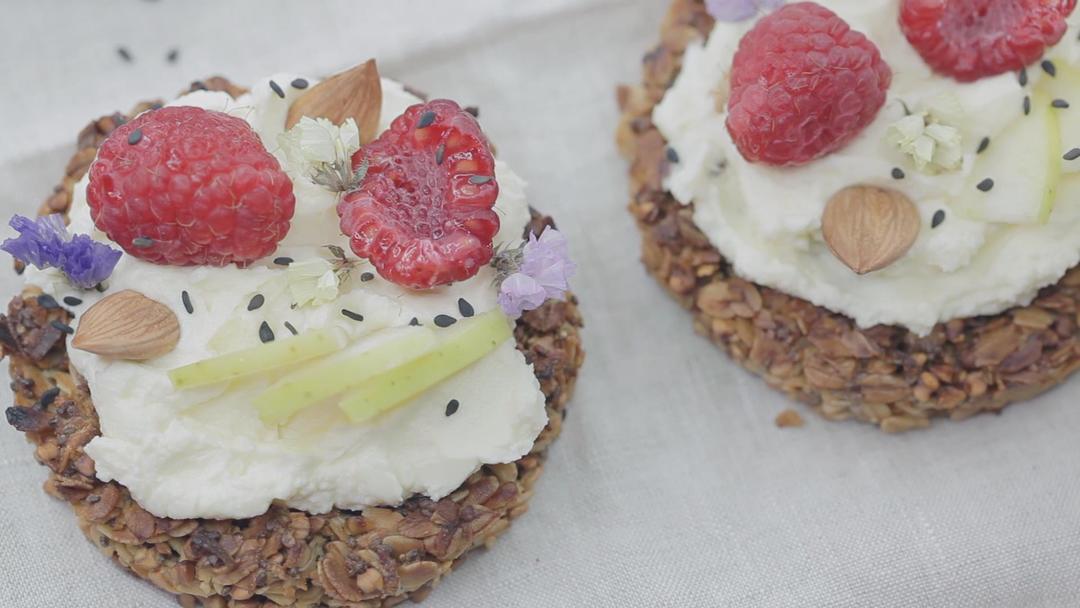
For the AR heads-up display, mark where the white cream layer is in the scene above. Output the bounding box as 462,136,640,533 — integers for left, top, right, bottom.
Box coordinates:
655,1,1080,334
25,75,547,519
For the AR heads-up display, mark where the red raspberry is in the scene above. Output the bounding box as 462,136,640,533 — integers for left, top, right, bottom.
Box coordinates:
338,99,500,289
725,2,892,166
87,106,295,266
900,0,1076,82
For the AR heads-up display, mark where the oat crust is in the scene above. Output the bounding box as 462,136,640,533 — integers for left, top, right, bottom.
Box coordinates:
3,78,584,607
616,0,1080,432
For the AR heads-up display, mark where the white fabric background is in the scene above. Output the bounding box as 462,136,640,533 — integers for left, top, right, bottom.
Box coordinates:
3,1,1080,606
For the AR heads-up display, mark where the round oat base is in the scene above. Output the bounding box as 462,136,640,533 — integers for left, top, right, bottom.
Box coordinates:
3,78,584,608
617,0,1080,432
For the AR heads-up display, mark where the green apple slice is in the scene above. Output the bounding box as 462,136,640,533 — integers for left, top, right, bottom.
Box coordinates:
1040,58,1080,175
338,310,512,424
255,327,438,425
957,89,1061,224
168,328,346,390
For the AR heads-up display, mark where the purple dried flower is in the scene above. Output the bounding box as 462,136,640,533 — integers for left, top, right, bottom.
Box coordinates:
497,273,549,319
520,228,576,301
1,214,69,268
705,0,783,22
496,228,575,318
61,234,123,289
1,214,121,289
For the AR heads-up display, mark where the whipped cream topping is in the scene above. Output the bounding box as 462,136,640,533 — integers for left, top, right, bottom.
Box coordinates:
25,75,547,519
655,1,1080,335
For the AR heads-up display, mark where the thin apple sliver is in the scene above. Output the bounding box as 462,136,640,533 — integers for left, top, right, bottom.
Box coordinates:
338,310,512,424
255,327,438,425
168,328,346,390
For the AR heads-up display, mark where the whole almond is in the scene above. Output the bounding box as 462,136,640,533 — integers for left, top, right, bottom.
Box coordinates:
285,59,383,143
821,185,920,275
72,290,180,360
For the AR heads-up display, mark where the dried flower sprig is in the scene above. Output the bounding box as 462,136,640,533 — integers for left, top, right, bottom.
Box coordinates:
493,228,575,318
286,245,363,308
1,214,121,289
277,117,367,192
886,95,965,173
705,0,784,22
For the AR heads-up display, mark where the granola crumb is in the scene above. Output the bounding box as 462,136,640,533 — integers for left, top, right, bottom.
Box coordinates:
775,409,804,429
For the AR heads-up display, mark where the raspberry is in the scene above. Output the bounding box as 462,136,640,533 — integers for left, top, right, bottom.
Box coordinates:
87,106,295,266
900,0,1076,82
725,2,892,166
338,99,500,289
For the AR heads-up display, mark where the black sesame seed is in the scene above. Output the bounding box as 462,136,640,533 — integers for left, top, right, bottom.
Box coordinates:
409,317,420,326
666,147,680,163
433,314,457,328
1054,99,1071,109
1065,148,1080,161
1019,68,1029,87
468,175,493,185
457,298,474,318
1042,60,1057,77
51,320,74,335
181,290,193,314
891,167,905,180
132,236,153,248
290,78,309,90
341,309,364,322
117,46,133,62
269,80,285,99
247,294,265,311
360,272,375,282
259,321,275,343
445,399,460,417
63,296,83,307
128,129,143,145
976,178,995,192
977,136,990,154
166,48,179,64
417,111,436,129
435,143,446,165
39,387,61,408
931,209,946,228
283,321,298,335
1024,95,1032,115
273,256,293,266
36,294,60,310
464,106,480,117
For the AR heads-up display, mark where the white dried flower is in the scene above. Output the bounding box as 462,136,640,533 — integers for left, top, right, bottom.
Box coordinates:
886,110,964,173
277,117,365,192
287,258,340,307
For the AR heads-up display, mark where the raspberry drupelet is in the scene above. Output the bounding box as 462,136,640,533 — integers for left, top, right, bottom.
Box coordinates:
725,2,892,167
338,99,500,290
86,106,296,266
900,0,1076,83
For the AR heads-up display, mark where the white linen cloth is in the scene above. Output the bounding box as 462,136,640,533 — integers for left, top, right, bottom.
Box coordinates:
3,1,1080,606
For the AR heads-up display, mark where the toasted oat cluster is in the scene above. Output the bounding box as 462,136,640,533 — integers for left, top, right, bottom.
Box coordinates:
617,0,1080,432
2,78,584,608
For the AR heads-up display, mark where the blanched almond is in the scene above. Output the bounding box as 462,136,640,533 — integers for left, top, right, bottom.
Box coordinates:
821,185,920,275
72,290,180,360
285,59,382,143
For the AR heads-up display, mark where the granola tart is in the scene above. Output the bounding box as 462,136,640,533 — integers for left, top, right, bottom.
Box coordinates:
617,0,1080,431
3,73,583,608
